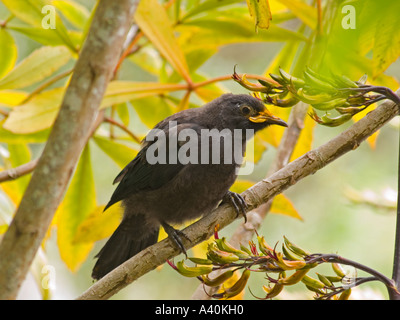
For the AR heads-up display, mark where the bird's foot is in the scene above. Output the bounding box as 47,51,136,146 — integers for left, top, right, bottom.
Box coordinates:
222,191,248,223
161,222,190,257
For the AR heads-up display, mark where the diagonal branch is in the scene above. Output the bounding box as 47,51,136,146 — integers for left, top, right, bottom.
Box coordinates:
77,90,400,300
0,0,140,300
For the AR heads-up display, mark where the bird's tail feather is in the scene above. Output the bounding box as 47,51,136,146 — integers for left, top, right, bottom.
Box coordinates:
91,215,159,280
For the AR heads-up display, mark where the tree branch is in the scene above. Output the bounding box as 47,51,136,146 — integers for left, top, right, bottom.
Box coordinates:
77,91,400,300
0,0,140,300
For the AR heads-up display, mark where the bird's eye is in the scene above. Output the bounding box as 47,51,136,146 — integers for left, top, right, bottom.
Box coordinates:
240,105,252,116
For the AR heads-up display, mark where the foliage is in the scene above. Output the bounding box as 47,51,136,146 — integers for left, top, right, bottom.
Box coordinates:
0,0,399,299
169,227,398,300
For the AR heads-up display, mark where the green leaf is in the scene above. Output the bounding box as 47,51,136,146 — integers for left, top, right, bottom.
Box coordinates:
181,0,243,22
290,107,316,162
177,16,306,50
2,0,76,50
101,81,186,109
115,102,130,127
0,29,17,79
1,0,49,27
246,0,272,30
53,0,90,30
93,136,138,169
73,204,122,244
244,134,267,164
8,25,69,47
56,146,96,272
371,2,400,77
135,0,191,82
3,87,64,134
3,81,185,134
0,46,72,90
276,0,317,30
131,95,175,129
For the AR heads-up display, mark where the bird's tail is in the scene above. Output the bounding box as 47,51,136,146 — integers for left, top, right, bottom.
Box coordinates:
91,214,159,280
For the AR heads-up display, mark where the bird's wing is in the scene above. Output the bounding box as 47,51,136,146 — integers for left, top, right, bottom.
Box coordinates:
104,122,203,210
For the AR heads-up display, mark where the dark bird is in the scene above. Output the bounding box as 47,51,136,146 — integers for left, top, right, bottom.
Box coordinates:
92,93,287,280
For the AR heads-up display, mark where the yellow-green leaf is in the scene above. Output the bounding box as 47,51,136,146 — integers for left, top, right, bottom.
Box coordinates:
0,46,72,90
3,81,185,134
131,95,175,129
0,90,28,107
371,2,400,77
3,87,64,134
73,204,122,244
230,180,255,194
93,136,138,169
135,0,191,82
0,124,50,143
2,0,49,27
246,0,272,30
53,0,90,30
115,102,130,127
8,25,69,47
352,101,380,149
276,0,317,30
181,0,243,22
101,81,186,109
177,18,306,51
290,106,316,162
56,146,96,272
270,194,302,220
2,0,76,50
244,134,267,164
0,29,17,79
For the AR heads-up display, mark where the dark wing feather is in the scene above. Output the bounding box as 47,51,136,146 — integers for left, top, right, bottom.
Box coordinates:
104,122,203,211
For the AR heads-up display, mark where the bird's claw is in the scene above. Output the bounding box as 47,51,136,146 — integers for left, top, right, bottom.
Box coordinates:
161,222,190,257
222,191,248,223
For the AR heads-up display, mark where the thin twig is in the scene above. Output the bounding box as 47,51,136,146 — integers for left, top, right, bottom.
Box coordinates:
103,116,141,144
0,159,39,183
19,69,74,105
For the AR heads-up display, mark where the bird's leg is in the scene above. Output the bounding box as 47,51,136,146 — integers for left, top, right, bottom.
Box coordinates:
221,191,248,223
161,222,190,257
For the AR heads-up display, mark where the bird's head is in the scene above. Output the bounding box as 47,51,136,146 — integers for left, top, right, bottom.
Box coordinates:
210,93,288,131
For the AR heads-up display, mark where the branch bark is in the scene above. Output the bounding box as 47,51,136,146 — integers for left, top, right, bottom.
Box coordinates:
77,91,400,300
0,0,139,300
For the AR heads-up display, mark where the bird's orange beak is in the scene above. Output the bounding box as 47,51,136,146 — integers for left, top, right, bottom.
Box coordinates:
249,109,288,127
